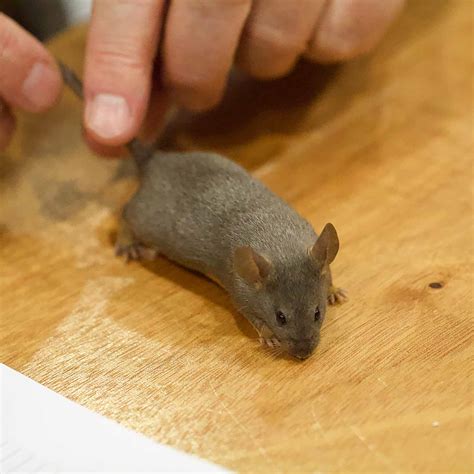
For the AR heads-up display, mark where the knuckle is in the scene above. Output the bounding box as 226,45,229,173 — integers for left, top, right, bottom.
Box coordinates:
165,69,220,111
89,43,149,78
311,0,406,62
244,24,305,58
315,34,369,62
328,39,363,60
307,24,370,62
239,24,303,78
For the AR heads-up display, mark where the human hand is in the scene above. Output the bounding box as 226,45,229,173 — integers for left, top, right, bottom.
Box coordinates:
0,1,405,154
83,0,404,153
0,13,62,150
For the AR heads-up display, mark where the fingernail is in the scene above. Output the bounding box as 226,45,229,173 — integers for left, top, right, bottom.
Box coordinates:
22,62,61,111
85,93,131,140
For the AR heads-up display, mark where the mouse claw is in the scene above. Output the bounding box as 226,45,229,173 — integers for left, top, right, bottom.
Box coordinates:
328,286,348,305
264,337,281,348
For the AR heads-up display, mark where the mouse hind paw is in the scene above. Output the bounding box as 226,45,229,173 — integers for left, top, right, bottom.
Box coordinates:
115,242,158,263
115,217,158,263
328,286,348,305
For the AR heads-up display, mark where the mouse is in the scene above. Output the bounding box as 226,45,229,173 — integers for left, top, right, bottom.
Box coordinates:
59,62,347,360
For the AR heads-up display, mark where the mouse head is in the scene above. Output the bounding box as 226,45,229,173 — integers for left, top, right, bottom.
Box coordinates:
233,223,339,360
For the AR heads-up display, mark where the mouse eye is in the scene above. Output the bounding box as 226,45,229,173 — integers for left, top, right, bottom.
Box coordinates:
314,306,321,322
275,311,287,326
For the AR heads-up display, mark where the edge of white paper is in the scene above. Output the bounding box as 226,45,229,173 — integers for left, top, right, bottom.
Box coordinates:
0,363,229,472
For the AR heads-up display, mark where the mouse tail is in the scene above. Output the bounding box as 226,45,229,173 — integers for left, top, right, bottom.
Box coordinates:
126,138,153,170
58,61,83,99
57,60,153,170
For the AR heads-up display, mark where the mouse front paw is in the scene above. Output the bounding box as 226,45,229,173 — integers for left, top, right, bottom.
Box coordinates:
328,286,348,305
259,336,281,349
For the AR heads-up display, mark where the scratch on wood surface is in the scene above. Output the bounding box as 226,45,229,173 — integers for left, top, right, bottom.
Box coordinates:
320,395,401,474
311,403,344,470
349,424,400,473
311,403,329,442
208,380,277,471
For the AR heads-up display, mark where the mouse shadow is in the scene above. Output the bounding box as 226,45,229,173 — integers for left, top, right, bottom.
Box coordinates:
148,263,307,363
139,258,308,363
107,227,256,340
146,261,256,339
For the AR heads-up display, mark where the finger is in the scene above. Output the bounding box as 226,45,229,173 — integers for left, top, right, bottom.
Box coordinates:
84,0,164,145
237,0,327,79
0,99,16,150
163,0,251,111
0,13,62,113
84,92,169,158
306,0,405,62
85,86,169,158
86,74,170,158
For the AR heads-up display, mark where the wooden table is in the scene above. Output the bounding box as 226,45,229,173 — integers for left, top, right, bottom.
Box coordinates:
1,1,472,472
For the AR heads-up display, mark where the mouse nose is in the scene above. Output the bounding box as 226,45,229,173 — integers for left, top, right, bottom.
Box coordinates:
291,339,316,360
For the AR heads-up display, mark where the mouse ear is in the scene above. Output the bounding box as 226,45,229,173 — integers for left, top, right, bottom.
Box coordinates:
310,223,339,269
234,246,272,287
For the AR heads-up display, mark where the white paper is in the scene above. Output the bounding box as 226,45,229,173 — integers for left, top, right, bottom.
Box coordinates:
0,364,228,472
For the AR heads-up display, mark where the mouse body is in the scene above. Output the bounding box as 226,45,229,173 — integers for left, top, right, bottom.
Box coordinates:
59,62,346,360
116,151,346,359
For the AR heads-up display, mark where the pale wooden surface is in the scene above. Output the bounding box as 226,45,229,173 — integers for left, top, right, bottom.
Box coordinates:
1,1,472,472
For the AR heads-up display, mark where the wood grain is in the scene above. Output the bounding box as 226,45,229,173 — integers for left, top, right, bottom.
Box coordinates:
1,1,472,472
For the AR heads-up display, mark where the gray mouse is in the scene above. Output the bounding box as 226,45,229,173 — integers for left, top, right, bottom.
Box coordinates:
59,62,347,360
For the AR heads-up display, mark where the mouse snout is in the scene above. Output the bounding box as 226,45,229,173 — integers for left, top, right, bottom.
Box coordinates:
290,338,317,360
